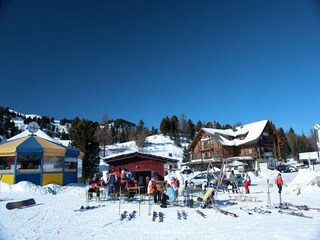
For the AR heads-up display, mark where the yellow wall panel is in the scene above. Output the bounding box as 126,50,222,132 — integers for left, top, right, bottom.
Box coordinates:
1,174,14,184
42,173,63,185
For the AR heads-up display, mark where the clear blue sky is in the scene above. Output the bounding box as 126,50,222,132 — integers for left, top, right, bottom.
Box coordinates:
1,1,319,135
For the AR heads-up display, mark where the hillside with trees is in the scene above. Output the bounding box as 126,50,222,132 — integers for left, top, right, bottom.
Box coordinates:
0,105,317,163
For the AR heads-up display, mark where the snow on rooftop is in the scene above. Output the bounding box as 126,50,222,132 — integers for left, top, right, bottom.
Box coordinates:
102,135,183,161
202,120,268,146
7,129,59,143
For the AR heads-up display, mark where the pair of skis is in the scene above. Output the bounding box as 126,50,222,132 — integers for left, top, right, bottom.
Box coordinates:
152,211,164,222
240,207,271,215
74,204,106,212
213,207,238,218
290,204,320,212
278,210,313,219
177,210,187,220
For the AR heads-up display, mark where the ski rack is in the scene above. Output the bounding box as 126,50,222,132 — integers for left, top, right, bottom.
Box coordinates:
206,158,226,199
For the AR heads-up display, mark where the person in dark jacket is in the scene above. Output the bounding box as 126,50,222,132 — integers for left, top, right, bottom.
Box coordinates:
107,170,117,195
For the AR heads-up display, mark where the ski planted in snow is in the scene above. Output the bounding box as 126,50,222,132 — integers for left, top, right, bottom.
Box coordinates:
127,210,136,221
213,207,238,218
120,211,128,221
158,211,164,222
177,210,181,220
152,211,157,222
181,210,187,220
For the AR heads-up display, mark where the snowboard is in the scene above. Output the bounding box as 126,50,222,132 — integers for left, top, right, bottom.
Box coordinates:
213,207,238,218
6,198,36,210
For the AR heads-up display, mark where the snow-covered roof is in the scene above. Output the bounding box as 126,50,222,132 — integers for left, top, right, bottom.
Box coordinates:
7,129,59,143
202,120,269,146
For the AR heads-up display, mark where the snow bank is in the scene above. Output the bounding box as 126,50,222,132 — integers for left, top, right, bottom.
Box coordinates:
285,169,320,193
0,181,86,195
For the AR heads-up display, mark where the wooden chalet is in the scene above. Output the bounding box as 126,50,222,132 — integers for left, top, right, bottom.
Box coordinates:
188,120,281,171
103,151,178,188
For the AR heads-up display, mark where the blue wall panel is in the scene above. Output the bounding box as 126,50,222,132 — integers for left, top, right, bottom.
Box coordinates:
16,173,41,185
63,172,77,185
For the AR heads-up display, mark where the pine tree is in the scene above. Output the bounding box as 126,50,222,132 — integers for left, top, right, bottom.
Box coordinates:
182,147,191,163
205,122,213,128
213,121,222,129
160,116,170,135
68,117,100,180
286,128,298,160
277,127,291,160
170,115,180,139
186,119,195,140
195,120,203,133
119,129,127,143
137,119,144,135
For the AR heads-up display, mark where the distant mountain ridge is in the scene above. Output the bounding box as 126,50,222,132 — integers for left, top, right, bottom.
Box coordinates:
0,106,138,141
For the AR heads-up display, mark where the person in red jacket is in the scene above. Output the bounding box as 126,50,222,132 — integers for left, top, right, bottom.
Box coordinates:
275,173,284,193
243,172,250,194
126,176,137,201
88,174,102,199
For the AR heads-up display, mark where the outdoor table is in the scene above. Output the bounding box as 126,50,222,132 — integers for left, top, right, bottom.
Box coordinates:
97,185,108,201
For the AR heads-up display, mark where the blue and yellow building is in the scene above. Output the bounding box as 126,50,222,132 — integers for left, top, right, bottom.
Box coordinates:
0,130,81,186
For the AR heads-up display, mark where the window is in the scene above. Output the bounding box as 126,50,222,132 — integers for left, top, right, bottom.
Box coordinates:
17,155,41,172
64,157,77,172
43,156,63,172
0,156,15,173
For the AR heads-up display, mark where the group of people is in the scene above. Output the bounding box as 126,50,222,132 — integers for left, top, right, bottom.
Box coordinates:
227,170,284,195
147,170,181,208
88,163,285,205
87,168,139,201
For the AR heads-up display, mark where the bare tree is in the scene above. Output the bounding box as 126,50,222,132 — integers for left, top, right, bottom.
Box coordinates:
94,114,112,157
136,129,147,150
179,113,188,143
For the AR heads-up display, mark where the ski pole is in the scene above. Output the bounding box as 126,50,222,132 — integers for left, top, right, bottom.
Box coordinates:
119,186,121,215
148,195,151,216
0,175,2,198
267,179,271,210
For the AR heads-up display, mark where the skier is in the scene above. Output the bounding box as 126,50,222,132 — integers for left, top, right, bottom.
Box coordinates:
243,172,250,194
275,173,284,194
229,170,238,193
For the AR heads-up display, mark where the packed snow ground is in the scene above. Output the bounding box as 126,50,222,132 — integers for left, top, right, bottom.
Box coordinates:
1,167,320,240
